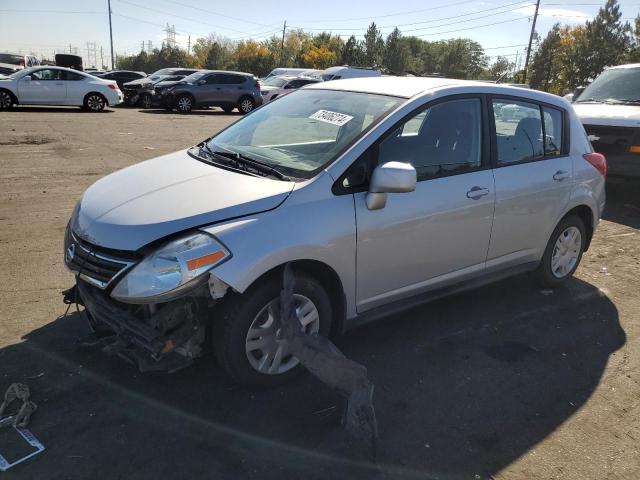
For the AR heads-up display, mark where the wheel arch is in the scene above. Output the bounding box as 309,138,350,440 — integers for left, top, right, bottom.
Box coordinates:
561,204,596,251
229,259,347,337
84,91,108,106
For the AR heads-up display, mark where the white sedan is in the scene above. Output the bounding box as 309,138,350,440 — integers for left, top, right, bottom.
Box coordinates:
0,66,123,111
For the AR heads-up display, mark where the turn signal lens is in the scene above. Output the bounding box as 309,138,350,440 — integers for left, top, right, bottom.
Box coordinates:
107,84,117,90
630,146,640,153
186,251,226,271
583,152,607,177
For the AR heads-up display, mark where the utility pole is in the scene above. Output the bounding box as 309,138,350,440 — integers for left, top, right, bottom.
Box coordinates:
522,0,540,84
107,0,115,69
187,35,191,55
280,20,287,65
101,46,104,69
142,40,145,52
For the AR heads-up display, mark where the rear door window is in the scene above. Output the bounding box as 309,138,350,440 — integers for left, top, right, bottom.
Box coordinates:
492,99,544,164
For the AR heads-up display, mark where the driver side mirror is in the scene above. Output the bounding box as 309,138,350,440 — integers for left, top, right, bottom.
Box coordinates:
197,79,206,85
366,161,417,210
22,75,32,81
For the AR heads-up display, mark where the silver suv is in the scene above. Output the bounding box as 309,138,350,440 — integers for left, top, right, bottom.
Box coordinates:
64,77,606,386
162,70,262,114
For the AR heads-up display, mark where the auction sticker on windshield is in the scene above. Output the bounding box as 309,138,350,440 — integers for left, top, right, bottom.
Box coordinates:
309,110,354,127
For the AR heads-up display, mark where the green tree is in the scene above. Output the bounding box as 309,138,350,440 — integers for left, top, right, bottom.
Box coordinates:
481,56,515,82
529,23,563,91
383,28,410,74
363,22,384,67
340,35,364,65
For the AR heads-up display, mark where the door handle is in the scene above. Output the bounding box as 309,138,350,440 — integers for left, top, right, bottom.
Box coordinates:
553,170,570,181
466,186,490,200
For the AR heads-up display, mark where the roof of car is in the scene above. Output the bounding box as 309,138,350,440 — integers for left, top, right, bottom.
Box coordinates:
305,76,569,106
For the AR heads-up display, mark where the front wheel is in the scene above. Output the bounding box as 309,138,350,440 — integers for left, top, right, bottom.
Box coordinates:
138,93,152,109
536,215,586,287
84,93,106,112
213,271,333,387
175,94,193,113
237,96,255,115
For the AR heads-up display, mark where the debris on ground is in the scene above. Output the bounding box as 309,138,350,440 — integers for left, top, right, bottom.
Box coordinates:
0,383,37,429
0,383,45,471
277,264,378,458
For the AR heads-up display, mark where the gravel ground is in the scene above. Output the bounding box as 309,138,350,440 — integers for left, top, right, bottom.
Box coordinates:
0,105,639,480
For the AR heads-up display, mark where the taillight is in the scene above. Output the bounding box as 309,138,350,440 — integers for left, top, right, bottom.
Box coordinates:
255,80,260,88
583,152,606,177
107,84,117,90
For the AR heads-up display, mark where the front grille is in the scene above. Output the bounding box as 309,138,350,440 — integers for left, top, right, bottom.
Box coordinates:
64,228,139,289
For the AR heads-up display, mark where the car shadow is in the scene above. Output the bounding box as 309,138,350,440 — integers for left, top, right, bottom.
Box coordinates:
602,176,640,229
7,106,115,114
1,275,624,479
138,108,240,116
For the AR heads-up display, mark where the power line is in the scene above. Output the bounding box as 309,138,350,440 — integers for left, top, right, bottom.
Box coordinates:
0,9,103,14
406,16,532,38
157,0,279,29
289,0,535,31
288,0,482,23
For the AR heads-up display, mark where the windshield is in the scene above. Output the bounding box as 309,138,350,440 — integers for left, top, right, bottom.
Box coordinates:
0,54,23,66
321,74,336,81
207,89,402,178
182,71,208,83
577,67,640,104
149,68,175,81
262,76,287,87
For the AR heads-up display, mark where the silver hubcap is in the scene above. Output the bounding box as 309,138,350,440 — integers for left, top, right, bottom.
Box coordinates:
551,226,581,278
241,99,253,112
87,95,104,111
0,91,11,108
245,294,320,375
178,97,191,111
142,96,151,108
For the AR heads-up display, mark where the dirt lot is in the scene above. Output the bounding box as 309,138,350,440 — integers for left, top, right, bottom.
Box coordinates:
1,105,639,479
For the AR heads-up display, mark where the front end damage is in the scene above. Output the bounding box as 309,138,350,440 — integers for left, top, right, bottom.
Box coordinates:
63,226,228,373
72,280,211,372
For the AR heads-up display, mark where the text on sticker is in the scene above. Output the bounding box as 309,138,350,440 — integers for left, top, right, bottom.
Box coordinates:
309,110,354,127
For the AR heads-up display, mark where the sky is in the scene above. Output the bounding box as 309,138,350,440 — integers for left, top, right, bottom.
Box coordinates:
1,0,638,68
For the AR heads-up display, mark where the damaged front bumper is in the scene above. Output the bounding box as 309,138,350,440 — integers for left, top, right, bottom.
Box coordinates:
74,279,210,372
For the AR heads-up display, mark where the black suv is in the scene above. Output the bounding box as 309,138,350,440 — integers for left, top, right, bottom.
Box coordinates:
122,68,198,106
161,70,262,114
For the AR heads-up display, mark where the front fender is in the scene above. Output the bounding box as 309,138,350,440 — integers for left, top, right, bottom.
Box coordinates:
200,174,358,318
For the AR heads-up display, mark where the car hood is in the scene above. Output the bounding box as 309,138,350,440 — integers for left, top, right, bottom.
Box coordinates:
573,103,640,128
123,77,154,88
72,149,295,251
154,80,182,88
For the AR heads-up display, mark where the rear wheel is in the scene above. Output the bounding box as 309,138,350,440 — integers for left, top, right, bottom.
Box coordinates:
213,271,332,387
84,93,106,112
238,96,255,115
0,89,16,109
536,215,586,287
176,94,193,113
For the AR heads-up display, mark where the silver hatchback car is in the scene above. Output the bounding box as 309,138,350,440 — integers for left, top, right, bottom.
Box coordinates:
64,77,606,386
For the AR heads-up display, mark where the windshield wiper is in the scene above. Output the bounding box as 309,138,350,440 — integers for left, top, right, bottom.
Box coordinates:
210,148,293,181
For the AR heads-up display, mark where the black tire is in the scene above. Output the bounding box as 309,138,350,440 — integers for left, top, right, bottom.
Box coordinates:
237,96,255,115
84,92,106,112
138,93,152,109
213,270,333,387
0,89,15,110
175,94,193,113
222,106,234,114
536,214,586,288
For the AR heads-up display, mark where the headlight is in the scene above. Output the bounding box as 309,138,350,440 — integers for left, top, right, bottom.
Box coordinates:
110,232,230,303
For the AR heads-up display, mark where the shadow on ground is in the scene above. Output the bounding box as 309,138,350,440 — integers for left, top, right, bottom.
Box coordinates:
138,107,240,116
1,274,624,479
7,106,115,114
602,176,640,229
